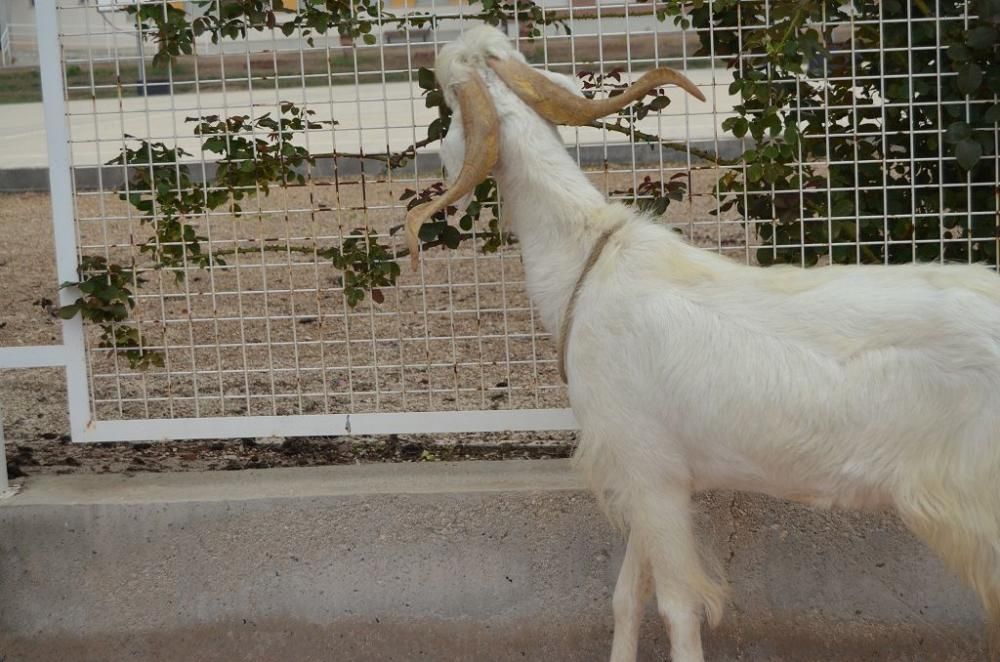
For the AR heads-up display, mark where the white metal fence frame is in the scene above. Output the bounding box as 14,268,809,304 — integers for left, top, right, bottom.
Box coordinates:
6,1,603,452
1,0,994,474
0,0,576,446
2,7,585,464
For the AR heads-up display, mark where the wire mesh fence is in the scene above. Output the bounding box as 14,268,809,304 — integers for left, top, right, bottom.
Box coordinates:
41,0,997,432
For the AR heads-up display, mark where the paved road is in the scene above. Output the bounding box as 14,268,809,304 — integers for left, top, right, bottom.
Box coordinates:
0,69,734,169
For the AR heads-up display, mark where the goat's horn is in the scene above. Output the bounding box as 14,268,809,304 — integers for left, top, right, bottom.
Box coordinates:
488,56,706,126
405,71,499,268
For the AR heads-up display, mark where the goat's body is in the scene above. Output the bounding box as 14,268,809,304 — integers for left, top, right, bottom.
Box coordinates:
567,214,1000,661
434,25,1000,661
572,219,1000,510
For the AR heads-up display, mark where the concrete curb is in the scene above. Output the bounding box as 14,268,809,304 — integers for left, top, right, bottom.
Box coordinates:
0,460,988,661
0,141,743,193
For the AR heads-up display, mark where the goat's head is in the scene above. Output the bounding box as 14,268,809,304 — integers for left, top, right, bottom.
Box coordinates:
404,24,706,265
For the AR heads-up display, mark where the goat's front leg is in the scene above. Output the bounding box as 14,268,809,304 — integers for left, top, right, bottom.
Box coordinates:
610,529,651,662
633,488,726,662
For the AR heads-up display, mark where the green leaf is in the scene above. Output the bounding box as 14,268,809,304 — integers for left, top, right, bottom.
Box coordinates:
948,42,972,63
417,67,436,91
442,225,462,249
965,26,997,50
418,220,446,242
916,243,941,262
426,118,444,141
975,131,996,156
987,62,1000,93
955,139,982,170
57,304,80,319
956,63,983,95
362,33,376,45
832,196,854,218
648,96,671,111
944,121,972,144
425,90,443,108
346,286,364,308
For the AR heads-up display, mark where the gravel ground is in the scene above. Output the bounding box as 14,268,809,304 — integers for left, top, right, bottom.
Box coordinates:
1,167,748,478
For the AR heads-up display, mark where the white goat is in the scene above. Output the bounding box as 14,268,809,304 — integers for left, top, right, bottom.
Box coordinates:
404,24,1000,662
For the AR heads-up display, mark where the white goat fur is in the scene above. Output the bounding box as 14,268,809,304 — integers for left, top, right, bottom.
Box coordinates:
436,25,1000,662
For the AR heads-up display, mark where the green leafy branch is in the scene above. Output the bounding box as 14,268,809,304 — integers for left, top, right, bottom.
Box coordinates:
657,0,998,267
59,86,503,368
192,101,331,210
58,256,163,369
60,102,350,368
614,173,689,216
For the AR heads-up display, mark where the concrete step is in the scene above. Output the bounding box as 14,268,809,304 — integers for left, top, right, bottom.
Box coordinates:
0,460,989,661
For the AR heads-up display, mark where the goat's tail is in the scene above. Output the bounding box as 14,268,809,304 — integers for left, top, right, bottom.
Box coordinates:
894,466,1000,658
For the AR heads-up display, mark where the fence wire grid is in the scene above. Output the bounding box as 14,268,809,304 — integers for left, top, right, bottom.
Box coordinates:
43,0,997,429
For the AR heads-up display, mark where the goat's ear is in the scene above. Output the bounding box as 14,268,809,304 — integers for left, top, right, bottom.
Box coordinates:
488,56,705,126
404,71,499,268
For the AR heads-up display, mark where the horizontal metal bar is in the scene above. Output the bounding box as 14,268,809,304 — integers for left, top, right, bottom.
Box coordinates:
81,409,579,443
0,345,68,369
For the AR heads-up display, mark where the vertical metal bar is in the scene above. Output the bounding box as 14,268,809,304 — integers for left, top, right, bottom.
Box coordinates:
36,0,92,443
0,400,8,493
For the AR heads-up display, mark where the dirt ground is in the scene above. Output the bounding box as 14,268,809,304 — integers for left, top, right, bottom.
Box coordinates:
1,165,747,478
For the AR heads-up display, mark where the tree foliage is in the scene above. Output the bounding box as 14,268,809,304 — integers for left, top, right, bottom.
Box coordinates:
658,0,998,266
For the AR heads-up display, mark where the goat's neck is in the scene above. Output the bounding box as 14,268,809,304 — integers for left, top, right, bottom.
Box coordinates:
494,130,625,336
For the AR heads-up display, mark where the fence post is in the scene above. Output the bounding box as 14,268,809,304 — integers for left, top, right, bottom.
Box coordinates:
1,400,10,495
35,0,92,443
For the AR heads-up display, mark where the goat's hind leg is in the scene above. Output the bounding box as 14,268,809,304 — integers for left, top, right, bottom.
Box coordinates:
633,487,727,662
610,530,652,662
894,472,1000,658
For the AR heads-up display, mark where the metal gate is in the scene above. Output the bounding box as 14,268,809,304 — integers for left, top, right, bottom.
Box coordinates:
1,0,994,453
